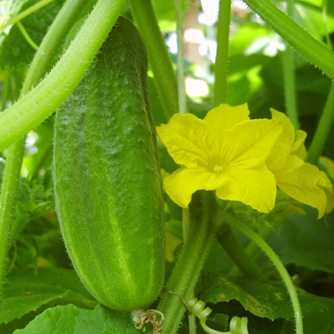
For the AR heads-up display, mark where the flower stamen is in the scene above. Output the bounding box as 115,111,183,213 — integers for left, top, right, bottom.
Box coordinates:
213,165,224,174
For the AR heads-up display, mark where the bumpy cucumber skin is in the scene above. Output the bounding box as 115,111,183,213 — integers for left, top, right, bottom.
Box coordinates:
54,17,164,312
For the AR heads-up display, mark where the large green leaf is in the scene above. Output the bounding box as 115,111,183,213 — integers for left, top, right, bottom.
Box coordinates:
197,272,334,333
267,206,334,273
0,268,96,324
13,304,141,334
0,0,65,72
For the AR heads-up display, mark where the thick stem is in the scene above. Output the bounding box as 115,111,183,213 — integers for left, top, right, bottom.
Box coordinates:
213,0,231,107
243,0,334,79
130,0,178,121
223,212,303,334
22,0,95,93
217,224,265,280
0,0,127,150
0,139,25,307
158,192,219,334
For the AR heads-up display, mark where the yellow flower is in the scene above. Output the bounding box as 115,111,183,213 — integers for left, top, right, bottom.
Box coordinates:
266,110,332,218
156,104,282,213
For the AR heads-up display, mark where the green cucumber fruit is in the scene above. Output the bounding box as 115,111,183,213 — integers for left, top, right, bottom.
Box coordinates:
53,16,165,312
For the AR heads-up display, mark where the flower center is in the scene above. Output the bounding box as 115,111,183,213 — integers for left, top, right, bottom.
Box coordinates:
213,165,224,174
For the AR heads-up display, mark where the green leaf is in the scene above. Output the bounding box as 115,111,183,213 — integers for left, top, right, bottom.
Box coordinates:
267,206,334,273
229,22,273,57
13,304,141,333
197,272,334,333
0,268,97,324
0,0,66,73
295,2,334,38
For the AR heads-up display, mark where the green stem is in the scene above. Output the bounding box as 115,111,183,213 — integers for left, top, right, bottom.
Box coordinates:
175,3,193,330
0,0,54,34
282,45,298,129
158,192,220,334
16,20,39,50
175,0,186,116
217,224,265,280
306,1,334,165
213,0,231,107
306,82,334,164
129,0,178,121
0,0,127,150
1,72,9,111
229,225,273,276
242,0,334,80
323,0,332,50
223,212,303,334
281,0,299,129
22,0,95,93
0,139,25,307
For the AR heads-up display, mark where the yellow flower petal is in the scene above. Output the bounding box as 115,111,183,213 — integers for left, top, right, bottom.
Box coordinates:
291,130,307,159
164,167,229,208
204,104,250,157
216,165,277,213
278,183,327,218
319,156,334,179
222,118,282,169
156,113,212,168
319,157,334,214
266,110,295,171
204,103,250,133
275,160,332,218
325,191,334,214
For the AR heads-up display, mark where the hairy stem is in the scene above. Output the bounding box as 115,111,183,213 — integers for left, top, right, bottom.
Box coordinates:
0,0,127,150
130,0,178,121
22,0,96,93
0,139,25,308
158,192,219,334
217,224,265,280
222,212,303,334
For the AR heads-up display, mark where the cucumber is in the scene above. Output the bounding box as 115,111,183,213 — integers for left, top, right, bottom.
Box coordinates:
53,16,165,312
